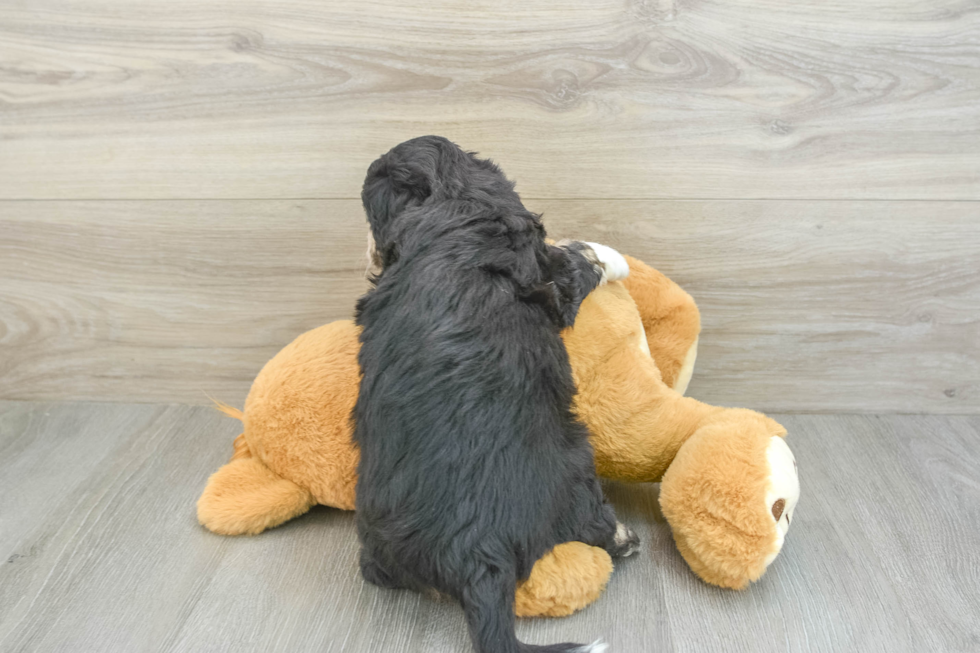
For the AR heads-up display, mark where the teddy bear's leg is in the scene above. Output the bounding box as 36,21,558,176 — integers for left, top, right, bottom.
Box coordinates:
620,255,701,394
197,434,316,536
659,411,799,589
514,543,613,618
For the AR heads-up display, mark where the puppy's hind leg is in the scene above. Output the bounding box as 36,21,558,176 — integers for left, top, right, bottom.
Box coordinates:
569,478,641,560
359,546,413,591
590,503,641,559
608,520,641,559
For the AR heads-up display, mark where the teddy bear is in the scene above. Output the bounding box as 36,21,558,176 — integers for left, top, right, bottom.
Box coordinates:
197,254,799,617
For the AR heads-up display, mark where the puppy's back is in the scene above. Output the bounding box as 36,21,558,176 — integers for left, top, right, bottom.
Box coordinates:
354,136,606,653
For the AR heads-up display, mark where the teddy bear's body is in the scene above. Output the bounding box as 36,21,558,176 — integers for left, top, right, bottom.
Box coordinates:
198,255,799,616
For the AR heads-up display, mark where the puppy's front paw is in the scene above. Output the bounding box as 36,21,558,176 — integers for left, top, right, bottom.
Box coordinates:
584,242,629,284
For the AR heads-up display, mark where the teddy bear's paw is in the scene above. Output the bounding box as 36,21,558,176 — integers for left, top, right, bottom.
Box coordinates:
609,521,641,558
764,435,800,567
584,242,630,284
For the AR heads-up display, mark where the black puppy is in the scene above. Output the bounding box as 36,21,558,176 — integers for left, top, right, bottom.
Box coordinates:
354,136,638,653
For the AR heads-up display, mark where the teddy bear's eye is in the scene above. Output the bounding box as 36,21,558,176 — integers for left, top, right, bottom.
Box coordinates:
771,499,785,522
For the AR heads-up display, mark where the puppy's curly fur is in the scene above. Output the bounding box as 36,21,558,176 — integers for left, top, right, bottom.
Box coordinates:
354,136,635,653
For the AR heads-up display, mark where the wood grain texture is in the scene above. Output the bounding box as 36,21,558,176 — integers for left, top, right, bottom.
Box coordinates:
1,402,978,652
1,0,979,200
540,199,980,414
0,200,372,407
1,199,977,413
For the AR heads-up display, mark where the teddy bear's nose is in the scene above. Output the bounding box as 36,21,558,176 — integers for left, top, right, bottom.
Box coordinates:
771,498,786,521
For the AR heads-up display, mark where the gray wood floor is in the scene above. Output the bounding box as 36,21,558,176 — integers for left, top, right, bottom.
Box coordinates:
1,401,977,653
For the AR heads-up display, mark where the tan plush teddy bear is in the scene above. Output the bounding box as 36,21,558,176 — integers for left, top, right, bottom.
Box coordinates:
197,254,799,616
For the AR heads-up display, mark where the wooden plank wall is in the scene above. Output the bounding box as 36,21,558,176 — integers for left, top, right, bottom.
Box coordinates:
1,0,978,412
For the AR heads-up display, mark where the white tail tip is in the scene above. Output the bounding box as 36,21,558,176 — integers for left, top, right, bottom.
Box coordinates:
575,639,609,653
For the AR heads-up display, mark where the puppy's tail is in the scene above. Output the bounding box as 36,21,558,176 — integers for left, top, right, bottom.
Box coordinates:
462,568,608,653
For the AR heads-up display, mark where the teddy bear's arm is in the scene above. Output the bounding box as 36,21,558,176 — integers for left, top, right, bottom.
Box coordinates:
620,255,700,394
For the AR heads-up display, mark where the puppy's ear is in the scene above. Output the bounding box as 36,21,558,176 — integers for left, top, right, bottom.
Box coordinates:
361,136,468,255
361,152,433,259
